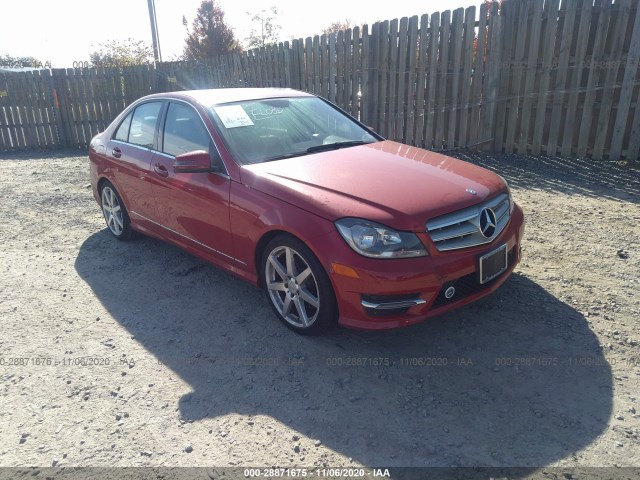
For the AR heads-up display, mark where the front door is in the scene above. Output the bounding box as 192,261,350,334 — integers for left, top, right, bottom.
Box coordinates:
148,101,233,262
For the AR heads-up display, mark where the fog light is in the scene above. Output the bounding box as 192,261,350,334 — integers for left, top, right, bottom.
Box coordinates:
444,286,456,299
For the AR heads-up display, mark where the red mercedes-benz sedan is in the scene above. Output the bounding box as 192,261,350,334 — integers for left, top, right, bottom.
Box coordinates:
89,88,524,335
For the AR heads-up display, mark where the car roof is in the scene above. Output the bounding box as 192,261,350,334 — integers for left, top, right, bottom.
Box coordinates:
145,88,314,107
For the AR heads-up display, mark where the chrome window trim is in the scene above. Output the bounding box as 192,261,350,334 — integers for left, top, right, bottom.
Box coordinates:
111,139,154,154
130,210,246,265
154,150,176,159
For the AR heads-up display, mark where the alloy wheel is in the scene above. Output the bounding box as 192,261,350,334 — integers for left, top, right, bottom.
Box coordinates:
101,186,124,236
265,245,320,328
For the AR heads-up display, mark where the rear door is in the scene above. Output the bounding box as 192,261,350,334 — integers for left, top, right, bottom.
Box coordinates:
106,101,163,222
148,101,233,261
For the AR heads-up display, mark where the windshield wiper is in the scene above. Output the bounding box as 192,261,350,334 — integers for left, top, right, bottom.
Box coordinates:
260,140,372,163
262,151,311,162
306,140,370,154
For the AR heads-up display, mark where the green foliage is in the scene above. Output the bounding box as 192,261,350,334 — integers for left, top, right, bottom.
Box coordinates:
245,6,281,49
184,0,241,60
0,54,44,68
89,38,153,67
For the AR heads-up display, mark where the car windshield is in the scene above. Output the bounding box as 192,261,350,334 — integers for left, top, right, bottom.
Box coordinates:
207,96,378,165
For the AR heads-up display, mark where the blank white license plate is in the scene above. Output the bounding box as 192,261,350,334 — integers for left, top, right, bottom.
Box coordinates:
479,244,508,284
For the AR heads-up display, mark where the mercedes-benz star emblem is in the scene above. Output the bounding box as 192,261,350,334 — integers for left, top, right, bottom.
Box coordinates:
466,188,477,195
479,208,497,238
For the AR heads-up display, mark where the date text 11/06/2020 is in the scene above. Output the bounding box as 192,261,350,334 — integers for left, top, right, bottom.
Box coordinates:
243,468,391,477
0,356,633,368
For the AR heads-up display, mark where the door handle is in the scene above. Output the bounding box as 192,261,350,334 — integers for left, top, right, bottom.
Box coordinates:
112,147,121,158
154,163,169,178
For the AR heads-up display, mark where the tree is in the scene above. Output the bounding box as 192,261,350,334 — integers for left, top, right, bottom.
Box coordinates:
184,0,241,60
0,54,44,68
89,38,153,67
484,0,504,14
245,6,281,49
322,19,356,36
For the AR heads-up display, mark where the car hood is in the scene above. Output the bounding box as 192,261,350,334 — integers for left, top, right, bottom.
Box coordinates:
240,140,506,231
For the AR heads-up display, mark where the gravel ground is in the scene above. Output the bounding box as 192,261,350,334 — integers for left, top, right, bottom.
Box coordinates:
0,149,639,472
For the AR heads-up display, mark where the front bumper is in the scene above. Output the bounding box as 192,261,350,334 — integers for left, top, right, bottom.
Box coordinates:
317,204,525,330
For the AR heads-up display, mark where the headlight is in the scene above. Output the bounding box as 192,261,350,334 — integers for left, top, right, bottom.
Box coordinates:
498,175,515,213
335,218,428,258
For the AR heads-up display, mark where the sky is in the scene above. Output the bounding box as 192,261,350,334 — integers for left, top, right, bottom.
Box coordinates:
1,0,478,67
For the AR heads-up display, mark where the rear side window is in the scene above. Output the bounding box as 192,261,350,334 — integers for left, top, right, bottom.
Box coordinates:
163,103,210,157
128,102,162,149
114,112,133,142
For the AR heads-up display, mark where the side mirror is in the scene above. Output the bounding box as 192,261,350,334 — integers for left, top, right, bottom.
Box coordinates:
173,150,211,173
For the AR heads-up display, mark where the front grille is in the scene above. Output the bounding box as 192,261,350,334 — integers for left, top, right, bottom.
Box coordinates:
431,247,516,309
426,193,510,251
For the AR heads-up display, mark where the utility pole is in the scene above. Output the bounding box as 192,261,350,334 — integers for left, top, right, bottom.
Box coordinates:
147,0,162,63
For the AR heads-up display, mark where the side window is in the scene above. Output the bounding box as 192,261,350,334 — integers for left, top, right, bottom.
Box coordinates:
163,103,210,157
128,102,162,149
114,112,133,142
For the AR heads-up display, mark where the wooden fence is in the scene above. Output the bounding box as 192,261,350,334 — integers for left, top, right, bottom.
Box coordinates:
0,0,639,160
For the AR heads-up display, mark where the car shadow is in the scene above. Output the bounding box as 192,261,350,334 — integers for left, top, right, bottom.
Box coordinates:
75,230,612,467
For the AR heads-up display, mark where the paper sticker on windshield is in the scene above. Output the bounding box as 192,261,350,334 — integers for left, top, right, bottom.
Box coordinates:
214,105,254,128
249,106,284,121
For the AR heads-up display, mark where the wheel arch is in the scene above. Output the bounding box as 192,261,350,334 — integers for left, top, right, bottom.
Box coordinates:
97,177,110,202
254,228,331,289
254,229,295,288
257,228,340,334
97,177,130,215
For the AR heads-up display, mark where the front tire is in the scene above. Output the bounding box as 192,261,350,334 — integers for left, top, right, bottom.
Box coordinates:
262,235,338,335
100,182,133,241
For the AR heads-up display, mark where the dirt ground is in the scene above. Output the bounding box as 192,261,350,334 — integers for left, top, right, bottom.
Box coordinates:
0,149,639,472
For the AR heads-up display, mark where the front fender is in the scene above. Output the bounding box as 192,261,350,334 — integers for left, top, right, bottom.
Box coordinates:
229,182,335,275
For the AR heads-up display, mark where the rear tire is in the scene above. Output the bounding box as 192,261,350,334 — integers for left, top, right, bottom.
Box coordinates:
262,235,338,335
100,181,134,241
